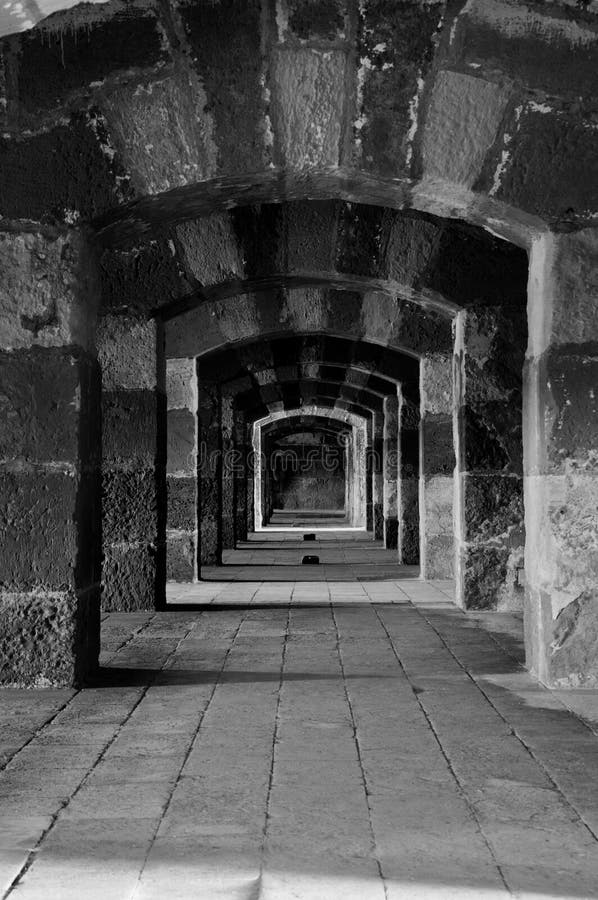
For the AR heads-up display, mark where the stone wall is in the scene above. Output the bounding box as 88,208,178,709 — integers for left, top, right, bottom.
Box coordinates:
0,229,101,686
166,359,197,583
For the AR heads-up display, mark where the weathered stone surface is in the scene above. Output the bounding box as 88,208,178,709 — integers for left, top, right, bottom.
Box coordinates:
284,0,346,41
422,474,454,578
285,200,338,272
167,477,196,531
99,240,194,316
102,389,159,467
0,118,130,222
336,203,386,278
551,591,598,687
100,71,217,196
176,213,244,285
102,470,158,543
0,230,98,351
97,316,157,390
545,349,598,465
167,409,196,474
101,544,159,612
0,590,98,687
0,349,82,463
490,103,598,223
422,414,454,476
270,47,344,169
550,230,598,346
356,0,442,177
400,476,419,565
166,358,196,415
166,531,196,582
180,0,268,174
0,471,78,590
458,0,598,98
422,71,510,187
13,7,167,114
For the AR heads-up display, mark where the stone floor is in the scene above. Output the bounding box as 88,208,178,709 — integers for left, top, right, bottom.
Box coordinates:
2,539,598,898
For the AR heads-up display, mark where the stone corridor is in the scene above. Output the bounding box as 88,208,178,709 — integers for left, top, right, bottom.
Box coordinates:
2,539,598,899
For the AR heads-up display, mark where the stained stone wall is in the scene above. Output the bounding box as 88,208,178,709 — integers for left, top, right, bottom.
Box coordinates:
98,315,166,611
398,386,420,566
166,358,197,583
383,394,399,551
0,229,101,686
525,230,598,687
420,355,455,579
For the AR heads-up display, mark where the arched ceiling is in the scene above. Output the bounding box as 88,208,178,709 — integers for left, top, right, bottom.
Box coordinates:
2,0,596,248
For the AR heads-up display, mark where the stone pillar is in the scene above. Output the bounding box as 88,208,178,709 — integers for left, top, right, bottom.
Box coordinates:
372,412,384,539
99,315,166,611
0,230,101,686
398,385,420,565
166,359,197,583
197,378,221,566
352,422,368,529
419,355,455,578
233,408,248,543
383,394,399,550
366,418,374,532
524,231,598,687
221,394,236,550
246,420,256,533
454,304,526,611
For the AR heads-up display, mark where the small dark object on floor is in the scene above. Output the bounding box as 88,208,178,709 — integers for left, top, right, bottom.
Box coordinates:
303,533,316,541
302,555,320,564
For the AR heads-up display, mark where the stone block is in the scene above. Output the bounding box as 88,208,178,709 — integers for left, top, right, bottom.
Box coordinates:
463,544,510,611
99,241,194,316
458,1,598,98
102,389,159,468
0,118,128,223
550,230,598,346
384,516,398,550
166,532,196,583
0,590,98,687
14,7,167,113
0,348,82,463
550,591,598,687
102,469,158,543
100,70,217,196
422,414,454,475
544,348,598,465
0,471,78,591
97,316,157,391
180,0,267,174
167,359,197,412
490,104,598,224
356,0,442,177
176,213,244,286
464,472,523,536
0,230,98,352
336,203,386,278
284,0,346,41
167,409,197,474
167,477,196,531
426,535,454,579
422,71,510,187
285,200,338,272
270,47,344,168
102,543,159,612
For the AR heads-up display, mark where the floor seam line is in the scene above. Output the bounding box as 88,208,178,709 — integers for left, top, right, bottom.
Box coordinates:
128,589,261,900
373,604,512,896
2,615,201,900
330,598,389,900
251,600,292,900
